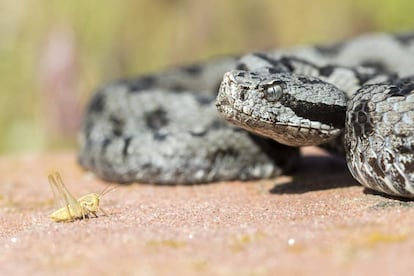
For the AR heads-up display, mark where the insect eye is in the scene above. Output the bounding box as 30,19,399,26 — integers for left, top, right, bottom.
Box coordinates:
82,201,93,207
265,85,282,101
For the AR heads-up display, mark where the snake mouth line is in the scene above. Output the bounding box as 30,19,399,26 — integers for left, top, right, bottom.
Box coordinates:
217,102,340,135
274,121,341,136
216,102,342,147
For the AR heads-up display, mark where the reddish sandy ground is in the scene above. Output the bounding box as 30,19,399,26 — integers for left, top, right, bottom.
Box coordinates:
1,147,414,275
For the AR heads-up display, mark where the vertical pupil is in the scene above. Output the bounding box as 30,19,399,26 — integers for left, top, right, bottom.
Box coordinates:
267,86,281,101
240,90,246,101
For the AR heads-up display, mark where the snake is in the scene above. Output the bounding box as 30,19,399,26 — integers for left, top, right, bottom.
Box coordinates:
79,32,414,198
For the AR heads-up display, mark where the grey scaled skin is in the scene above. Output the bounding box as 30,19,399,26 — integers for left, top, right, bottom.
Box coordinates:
78,58,298,184
346,78,414,197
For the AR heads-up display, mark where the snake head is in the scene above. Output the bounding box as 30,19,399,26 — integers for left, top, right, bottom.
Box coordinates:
216,69,347,146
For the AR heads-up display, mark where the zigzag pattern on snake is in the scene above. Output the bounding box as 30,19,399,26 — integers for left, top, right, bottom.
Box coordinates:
79,32,414,198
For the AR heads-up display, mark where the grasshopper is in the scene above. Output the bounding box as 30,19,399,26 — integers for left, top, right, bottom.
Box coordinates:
49,172,112,222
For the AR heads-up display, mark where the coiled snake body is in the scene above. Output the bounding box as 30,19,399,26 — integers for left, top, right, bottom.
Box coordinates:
79,32,414,198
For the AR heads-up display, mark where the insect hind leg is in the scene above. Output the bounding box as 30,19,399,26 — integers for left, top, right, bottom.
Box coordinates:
98,207,109,216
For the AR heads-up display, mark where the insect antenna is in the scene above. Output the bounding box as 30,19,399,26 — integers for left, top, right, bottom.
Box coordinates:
96,184,116,217
99,184,117,197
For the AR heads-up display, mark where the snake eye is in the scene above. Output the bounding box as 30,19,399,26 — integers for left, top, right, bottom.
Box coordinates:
265,85,282,101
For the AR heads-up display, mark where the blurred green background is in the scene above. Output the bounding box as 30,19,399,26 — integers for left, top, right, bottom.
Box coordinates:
1,0,414,155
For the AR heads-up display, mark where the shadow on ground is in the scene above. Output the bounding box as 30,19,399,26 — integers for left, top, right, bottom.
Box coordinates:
363,188,414,204
270,153,359,194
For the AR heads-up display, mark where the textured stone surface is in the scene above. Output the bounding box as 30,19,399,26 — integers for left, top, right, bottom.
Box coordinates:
1,148,414,275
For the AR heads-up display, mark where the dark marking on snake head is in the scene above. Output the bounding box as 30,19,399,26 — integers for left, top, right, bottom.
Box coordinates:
145,107,169,130
236,71,246,78
248,71,261,81
110,115,125,136
280,93,346,129
88,93,105,113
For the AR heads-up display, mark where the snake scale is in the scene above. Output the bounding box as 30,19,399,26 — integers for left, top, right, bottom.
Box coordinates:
79,32,414,198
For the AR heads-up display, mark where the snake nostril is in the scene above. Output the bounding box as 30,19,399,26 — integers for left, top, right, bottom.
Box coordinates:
216,96,230,107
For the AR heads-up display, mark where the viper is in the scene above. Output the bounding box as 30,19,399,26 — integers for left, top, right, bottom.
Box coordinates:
79,32,414,198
